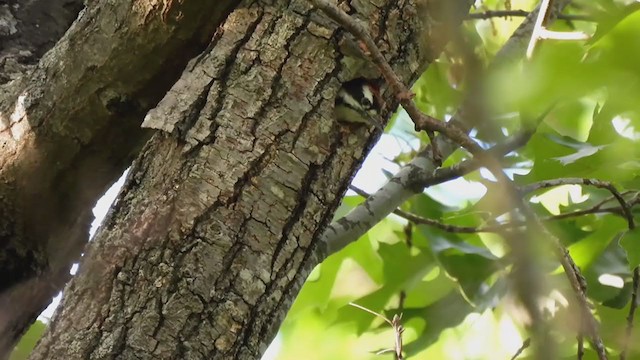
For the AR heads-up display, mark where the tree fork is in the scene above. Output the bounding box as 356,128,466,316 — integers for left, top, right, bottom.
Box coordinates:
30,0,473,358
0,0,238,355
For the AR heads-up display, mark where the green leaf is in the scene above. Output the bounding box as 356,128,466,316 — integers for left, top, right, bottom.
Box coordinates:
567,216,626,271
620,227,640,268
596,302,640,356
544,99,595,142
601,281,633,309
416,223,501,303
332,194,365,220
331,241,436,333
589,3,640,44
286,230,382,321
583,237,631,307
405,193,449,220
402,266,456,308
413,61,461,119
398,291,476,356
553,144,606,165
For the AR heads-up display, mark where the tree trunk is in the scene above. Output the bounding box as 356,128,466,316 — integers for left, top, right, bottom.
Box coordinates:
27,0,472,358
0,0,237,354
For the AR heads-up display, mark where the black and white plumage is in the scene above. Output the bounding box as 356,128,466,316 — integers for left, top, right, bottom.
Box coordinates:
334,78,384,131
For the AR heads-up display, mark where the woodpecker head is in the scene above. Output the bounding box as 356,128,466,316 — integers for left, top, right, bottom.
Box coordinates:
335,78,384,131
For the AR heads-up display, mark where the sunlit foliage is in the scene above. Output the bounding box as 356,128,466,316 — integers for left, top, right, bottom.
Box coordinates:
274,0,640,358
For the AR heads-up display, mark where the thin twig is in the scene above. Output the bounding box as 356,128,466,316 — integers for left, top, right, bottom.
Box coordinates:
391,314,404,360
350,183,639,235
467,10,592,21
539,29,589,40
349,302,392,325
510,338,531,360
549,192,639,221
525,0,590,58
349,303,404,359
621,267,640,360
578,332,584,360
398,291,406,315
402,223,413,248
419,129,535,188
556,242,608,360
379,203,638,234
526,0,554,59
522,178,635,230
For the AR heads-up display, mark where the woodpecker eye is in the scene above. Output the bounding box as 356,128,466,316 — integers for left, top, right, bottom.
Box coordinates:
360,97,372,108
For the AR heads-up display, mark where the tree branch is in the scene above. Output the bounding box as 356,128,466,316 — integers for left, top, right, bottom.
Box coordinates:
349,303,405,359
621,267,640,360
526,0,554,59
353,185,639,235
494,0,573,66
526,0,589,59
0,1,238,352
557,239,608,359
324,128,535,256
467,10,592,21
578,332,585,360
510,338,531,360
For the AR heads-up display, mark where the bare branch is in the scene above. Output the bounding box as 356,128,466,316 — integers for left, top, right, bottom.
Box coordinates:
578,332,584,360
526,0,554,59
350,189,639,235
323,129,535,256
539,29,589,40
348,303,405,359
467,10,592,22
555,236,608,360
526,0,590,59
495,0,573,66
419,130,535,187
510,338,531,360
621,267,640,360
549,192,639,221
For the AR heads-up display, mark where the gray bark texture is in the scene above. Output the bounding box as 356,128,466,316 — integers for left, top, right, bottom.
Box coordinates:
0,0,237,355
20,0,470,359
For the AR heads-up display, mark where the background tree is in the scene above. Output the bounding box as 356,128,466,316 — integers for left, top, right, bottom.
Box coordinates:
0,0,238,354
5,0,640,359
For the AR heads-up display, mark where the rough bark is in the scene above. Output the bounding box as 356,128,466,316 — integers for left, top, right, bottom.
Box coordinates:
0,0,238,354
30,0,470,359
0,0,85,84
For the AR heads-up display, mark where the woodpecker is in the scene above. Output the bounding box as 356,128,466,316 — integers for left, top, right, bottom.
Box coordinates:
335,78,385,131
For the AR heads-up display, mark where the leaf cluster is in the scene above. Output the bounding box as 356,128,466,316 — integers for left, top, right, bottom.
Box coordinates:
274,0,640,359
